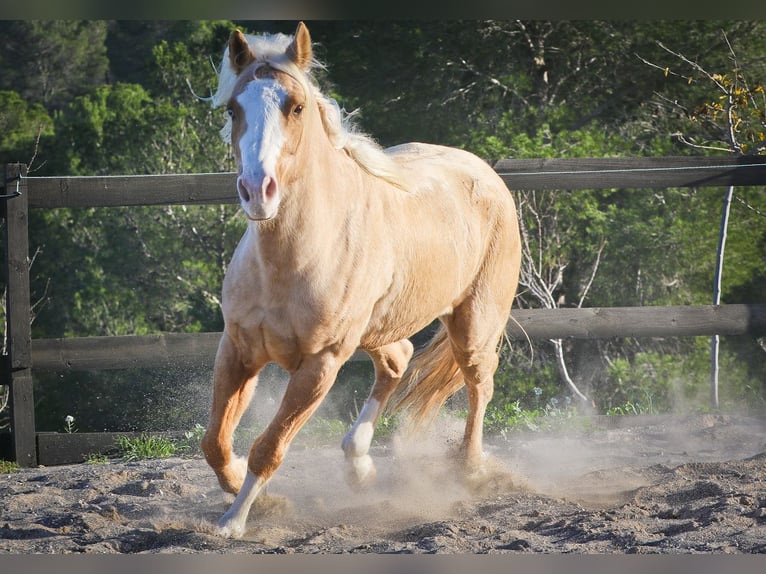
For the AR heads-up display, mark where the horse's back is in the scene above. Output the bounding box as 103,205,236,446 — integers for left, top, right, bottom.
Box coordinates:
385,142,514,208
374,142,520,327
385,142,517,239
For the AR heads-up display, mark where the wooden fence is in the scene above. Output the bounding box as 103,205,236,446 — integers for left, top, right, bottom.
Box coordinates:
2,155,766,466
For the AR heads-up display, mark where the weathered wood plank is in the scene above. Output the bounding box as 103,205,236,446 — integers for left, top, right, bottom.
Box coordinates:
507,304,766,339
494,155,766,190
18,156,766,209
30,331,370,372
31,332,224,371
29,305,766,373
5,371,36,466
3,164,32,370
26,172,238,208
36,431,185,466
2,164,37,467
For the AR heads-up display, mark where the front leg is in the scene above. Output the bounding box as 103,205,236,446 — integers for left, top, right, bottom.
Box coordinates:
216,348,350,538
201,331,261,495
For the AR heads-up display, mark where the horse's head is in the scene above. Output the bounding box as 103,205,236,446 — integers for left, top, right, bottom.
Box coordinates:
211,22,405,221
220,22,315,221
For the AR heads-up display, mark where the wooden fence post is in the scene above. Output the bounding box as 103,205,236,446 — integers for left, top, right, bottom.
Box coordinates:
1,163,36,466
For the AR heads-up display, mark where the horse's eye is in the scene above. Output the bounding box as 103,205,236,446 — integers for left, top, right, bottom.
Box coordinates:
293,104,304,116
226,107,235,119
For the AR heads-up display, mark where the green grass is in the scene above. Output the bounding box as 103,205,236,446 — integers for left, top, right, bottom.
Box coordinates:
483,399,584,437
84,452,110,464
0,460,19,473
605,399,659,416
116,434,178,461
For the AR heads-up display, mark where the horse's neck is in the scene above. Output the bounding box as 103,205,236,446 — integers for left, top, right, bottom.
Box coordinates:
251,145,363,270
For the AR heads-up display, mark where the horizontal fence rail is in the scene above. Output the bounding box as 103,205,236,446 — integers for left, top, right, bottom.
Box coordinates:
3,156,766,467
505,304,766,340
24,172,238,208
29,304,766,372
5,156,766,209
494,155,766,190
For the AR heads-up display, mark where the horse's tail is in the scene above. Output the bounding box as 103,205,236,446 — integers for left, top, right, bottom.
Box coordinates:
386,326,464,434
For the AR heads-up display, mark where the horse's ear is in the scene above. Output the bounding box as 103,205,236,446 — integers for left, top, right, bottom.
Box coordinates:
228,30,254,73
287,21,313,70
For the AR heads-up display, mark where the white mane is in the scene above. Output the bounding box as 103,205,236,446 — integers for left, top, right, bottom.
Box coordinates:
210,31,406,189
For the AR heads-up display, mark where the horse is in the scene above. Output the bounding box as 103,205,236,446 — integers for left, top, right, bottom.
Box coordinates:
200,22,521,538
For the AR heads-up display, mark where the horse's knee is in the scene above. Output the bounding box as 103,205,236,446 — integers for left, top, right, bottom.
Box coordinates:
396,338,415,372
247,434,287,483
209,456,247,495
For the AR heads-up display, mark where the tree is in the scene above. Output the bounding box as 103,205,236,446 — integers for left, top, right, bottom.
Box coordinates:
28,22,240,339
0,21,108,110
638,31,766,409
0,90,53,167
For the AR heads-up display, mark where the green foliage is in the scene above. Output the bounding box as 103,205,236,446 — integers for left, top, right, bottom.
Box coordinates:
298,417,350,446
84,452,110,464
494,345,561,412
0,21,108,109
0,90,53,165
176,423,206,457
116,433,177,461
22,21,241,341
605,401,658,417
483,399,581,437
0,460,19,473
599,337,764,414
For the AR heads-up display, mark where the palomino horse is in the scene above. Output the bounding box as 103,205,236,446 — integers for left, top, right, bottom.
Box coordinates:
200,22,521,538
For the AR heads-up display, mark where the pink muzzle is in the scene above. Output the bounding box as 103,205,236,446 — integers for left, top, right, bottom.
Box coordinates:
236,174,279,220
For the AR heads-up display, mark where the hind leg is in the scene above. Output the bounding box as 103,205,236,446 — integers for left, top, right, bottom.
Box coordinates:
342,339,414,487
453,343,499,471
444,300,508,473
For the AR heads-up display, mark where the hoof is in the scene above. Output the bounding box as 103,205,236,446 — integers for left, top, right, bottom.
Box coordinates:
462,455,523,496
216,516,247,539
345,454,377,490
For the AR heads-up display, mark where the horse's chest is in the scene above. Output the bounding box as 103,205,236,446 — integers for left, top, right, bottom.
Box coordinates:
224,278,354,368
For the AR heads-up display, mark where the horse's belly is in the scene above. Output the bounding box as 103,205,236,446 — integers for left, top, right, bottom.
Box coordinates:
359,269,463,349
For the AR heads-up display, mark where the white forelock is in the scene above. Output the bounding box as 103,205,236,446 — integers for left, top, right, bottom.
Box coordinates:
210,32,294,110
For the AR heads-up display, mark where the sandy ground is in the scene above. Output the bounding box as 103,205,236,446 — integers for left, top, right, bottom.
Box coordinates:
1,413,766,554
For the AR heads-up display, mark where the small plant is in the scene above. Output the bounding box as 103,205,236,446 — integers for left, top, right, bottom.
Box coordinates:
373,413,398,443
0,460,19,474
176,423,206,456
485,400,544,435
63,414,77,433
605,400,657,416
298,416,349,446
84,452,110,465
484,397,582,438
116,434,177,462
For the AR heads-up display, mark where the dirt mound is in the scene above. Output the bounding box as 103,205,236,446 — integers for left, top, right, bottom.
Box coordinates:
1,414,765,553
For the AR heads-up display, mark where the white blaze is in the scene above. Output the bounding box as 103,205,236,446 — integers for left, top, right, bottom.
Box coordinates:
234,79,288,220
